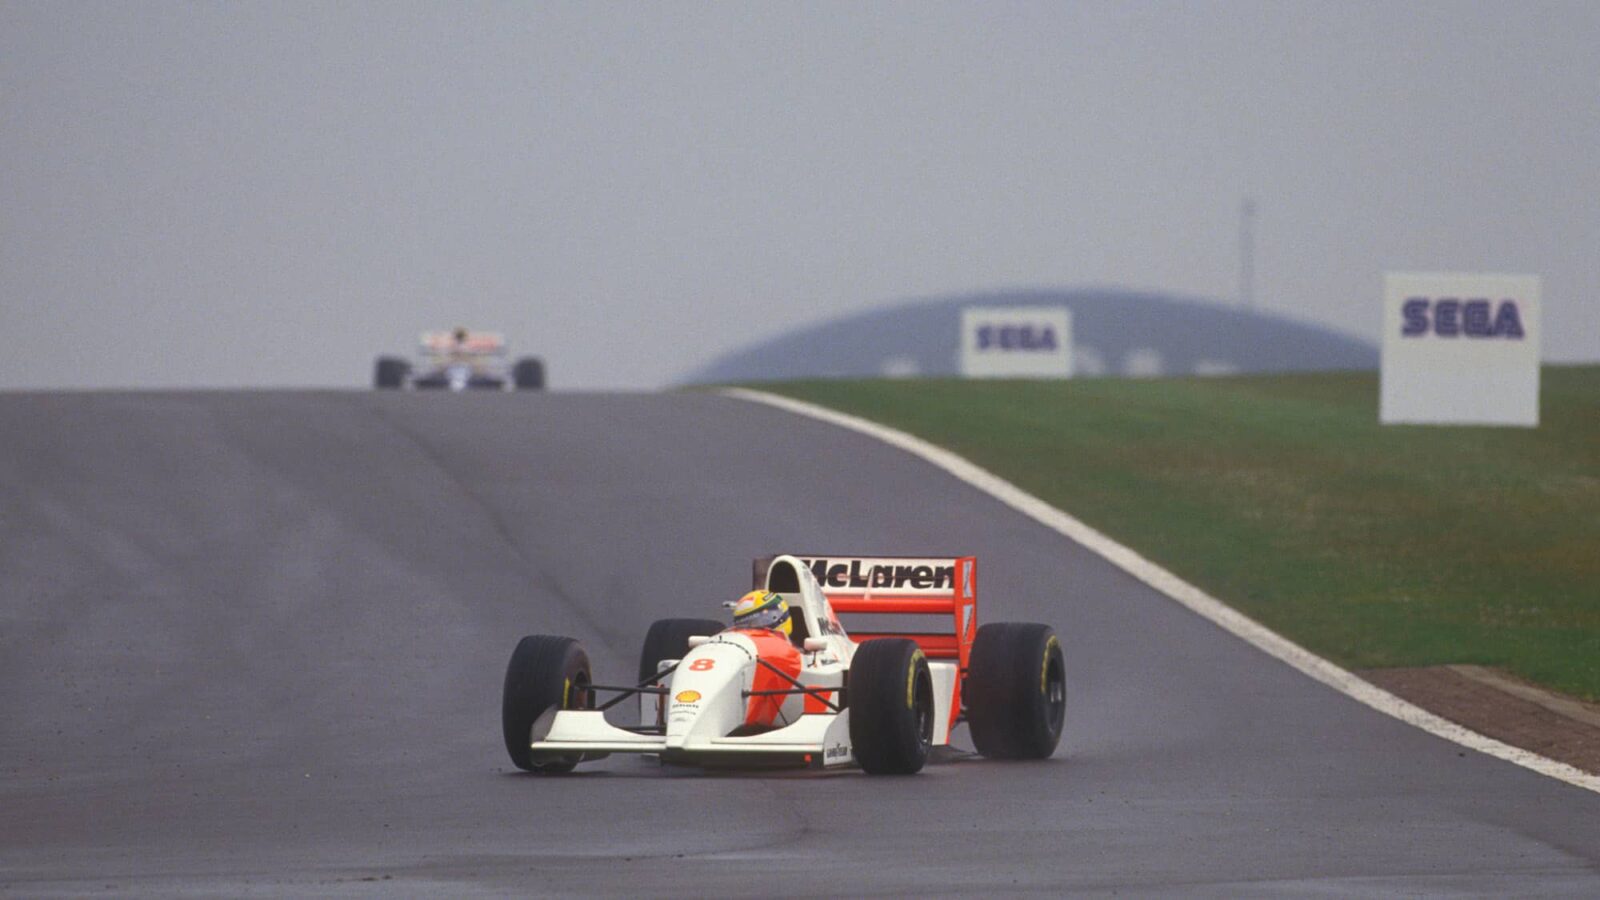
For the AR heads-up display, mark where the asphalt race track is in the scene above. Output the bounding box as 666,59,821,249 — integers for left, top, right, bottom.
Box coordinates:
3,391,1598,896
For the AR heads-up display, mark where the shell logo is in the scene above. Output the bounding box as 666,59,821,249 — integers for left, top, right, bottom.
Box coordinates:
674,690,702,703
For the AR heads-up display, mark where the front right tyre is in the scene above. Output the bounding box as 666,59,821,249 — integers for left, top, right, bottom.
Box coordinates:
501,634,591,773
373,356,409,389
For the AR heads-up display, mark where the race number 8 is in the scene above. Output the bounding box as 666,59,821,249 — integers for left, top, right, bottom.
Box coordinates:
689,658,715,671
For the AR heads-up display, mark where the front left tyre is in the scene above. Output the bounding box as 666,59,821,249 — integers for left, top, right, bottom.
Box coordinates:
513,357,546,391
848,638,935,775
501,634,591,773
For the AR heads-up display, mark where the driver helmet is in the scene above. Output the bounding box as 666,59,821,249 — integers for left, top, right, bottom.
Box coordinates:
731,590,792,637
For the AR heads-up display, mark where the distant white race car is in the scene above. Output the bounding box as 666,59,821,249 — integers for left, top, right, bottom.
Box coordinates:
500,554,1066,774
374,328,544,391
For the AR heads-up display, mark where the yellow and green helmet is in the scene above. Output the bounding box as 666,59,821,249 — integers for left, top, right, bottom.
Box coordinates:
731,590,792,636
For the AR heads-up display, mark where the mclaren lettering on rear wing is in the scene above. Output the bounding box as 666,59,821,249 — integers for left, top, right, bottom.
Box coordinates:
753,554,978,669
418,331,507,356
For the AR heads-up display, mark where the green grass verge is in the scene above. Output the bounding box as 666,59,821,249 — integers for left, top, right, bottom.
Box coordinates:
740,367,1600,702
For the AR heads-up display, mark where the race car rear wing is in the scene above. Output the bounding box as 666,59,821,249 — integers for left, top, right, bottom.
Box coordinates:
418,330,507,357
753,554,977,670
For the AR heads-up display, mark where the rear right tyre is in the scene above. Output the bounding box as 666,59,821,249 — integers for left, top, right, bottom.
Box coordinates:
637,618,726,684
966,622,1065,760
848,638,934,775
501,635,591,773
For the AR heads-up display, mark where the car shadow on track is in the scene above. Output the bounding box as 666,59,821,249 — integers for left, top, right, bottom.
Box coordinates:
495,745,1061,780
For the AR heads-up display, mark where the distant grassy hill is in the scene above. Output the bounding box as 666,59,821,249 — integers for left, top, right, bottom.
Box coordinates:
683,289,1377,383
745,367,1600,701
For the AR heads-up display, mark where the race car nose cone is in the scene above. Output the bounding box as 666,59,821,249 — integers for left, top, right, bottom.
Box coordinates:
664,639,751,744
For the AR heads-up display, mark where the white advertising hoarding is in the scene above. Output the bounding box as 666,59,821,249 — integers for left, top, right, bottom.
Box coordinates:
960,307,1073,378
1379,272,1540,426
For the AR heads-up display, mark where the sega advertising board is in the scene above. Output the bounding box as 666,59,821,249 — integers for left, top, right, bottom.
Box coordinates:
960,306,1073,378
1379,273,1540,426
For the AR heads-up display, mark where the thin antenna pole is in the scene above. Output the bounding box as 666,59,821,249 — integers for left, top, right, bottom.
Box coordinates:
1239,197,1256,309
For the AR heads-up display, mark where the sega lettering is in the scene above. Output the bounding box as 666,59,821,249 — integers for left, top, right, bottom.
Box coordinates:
1401,298,1525,339
976,324,1059,352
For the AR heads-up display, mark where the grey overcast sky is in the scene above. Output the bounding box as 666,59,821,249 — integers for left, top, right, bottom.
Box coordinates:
3,1,1596,389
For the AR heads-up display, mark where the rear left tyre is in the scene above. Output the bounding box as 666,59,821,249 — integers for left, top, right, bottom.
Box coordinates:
965,622,1065,760
501,635,591,773
848,638,934,775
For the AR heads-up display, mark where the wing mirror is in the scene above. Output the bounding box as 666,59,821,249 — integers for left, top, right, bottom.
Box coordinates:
802,637,828,652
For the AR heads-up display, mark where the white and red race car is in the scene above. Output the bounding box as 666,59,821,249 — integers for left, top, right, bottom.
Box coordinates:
500,554,1066,775
374,328,545,391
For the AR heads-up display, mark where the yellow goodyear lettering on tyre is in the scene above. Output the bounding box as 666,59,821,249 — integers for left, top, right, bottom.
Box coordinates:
906,649,925,709
562,678,571,708
1041,636,1059,694
675,690,702,704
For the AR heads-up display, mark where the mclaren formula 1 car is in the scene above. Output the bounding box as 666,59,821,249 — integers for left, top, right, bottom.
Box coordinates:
374,328,544,391
500,554,1066,775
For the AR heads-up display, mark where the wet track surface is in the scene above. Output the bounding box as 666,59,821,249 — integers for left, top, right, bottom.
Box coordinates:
2,390,1598,896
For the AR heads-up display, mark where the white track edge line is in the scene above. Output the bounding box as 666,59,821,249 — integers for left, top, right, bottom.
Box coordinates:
721,387,1600,795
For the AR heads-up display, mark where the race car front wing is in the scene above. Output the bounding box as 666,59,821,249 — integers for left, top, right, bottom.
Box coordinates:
528,708,856,767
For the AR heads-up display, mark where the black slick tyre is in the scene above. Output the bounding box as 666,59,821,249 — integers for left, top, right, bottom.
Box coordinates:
848,638,934,775
637,618,726,684
373,356,409,389
501,635,591,773
513,357,545,391
965,622,1065,760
